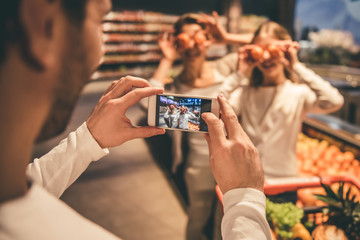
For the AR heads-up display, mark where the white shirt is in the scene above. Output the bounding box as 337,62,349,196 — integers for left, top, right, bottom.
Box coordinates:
0,122,271,239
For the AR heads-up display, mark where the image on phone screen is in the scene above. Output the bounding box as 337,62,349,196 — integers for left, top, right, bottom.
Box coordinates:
155,95,212,132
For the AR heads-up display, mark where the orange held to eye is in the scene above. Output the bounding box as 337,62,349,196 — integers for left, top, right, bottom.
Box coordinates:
250,46,264,61
177,33,191,48
194,32,206,45
267,44,281,58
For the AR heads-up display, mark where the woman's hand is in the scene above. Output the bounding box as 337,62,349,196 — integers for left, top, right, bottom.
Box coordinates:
158,32,178,61
199,11,229,43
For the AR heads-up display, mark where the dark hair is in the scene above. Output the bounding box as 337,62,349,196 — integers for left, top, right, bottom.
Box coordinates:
173,13,206,36
249,21,296,87
0,0,87,68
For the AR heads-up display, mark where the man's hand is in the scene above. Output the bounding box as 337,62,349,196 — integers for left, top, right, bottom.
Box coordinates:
202,94,264,194
86,76,165,148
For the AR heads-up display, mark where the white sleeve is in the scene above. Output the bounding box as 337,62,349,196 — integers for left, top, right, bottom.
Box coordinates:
219,72,248,99
293,63,344,114
222,188,271,240
26,122,109,198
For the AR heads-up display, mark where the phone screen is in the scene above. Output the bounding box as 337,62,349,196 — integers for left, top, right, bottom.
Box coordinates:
155,95,212,132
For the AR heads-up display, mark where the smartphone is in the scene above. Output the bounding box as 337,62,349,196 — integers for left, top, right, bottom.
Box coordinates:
148,93,220,133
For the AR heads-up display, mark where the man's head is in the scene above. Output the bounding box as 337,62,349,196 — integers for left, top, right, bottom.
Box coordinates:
0,0,111,142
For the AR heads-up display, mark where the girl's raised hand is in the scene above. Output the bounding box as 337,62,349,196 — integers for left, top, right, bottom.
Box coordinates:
238,45,260,77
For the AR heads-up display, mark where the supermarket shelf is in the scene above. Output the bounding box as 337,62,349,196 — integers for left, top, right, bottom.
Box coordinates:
103,11,179,23
102,22,173,33
307,64,360,88
303,114,360,157
103,33,159,43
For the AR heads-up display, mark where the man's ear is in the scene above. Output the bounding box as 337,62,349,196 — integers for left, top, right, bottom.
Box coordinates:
20,0,61,70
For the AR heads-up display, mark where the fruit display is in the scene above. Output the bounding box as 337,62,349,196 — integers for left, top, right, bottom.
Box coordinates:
266,198,311,240
296,133,360,207
266,182,360,239
311,182,360,239
187,122,199,131
296,133,360,178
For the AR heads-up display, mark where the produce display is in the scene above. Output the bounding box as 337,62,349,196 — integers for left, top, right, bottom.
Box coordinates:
267,182,360,239
263,132,359,239
296,132,360,205
266,199,311,240
312,182,360,239
296,133,360,178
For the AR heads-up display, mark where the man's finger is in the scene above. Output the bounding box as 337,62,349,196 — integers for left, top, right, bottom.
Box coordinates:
104,80,119,95
202,112,226,148
130,126,166,139
106,76,151,99
216,94,242,139
203,133,213,154
119,87,164,109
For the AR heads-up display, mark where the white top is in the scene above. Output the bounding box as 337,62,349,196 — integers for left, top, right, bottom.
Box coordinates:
0,122,271,239
0,183,120,240
228,63,344,179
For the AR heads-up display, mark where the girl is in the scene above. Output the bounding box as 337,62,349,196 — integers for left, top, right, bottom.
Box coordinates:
229,21,344,202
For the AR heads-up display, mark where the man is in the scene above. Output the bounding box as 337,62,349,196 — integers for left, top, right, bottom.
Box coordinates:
0,1,271,239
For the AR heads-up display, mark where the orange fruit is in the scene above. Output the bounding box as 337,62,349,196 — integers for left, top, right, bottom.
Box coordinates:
194,32,206,45
177,33,190,48
250,45,264,61
267,44,281,58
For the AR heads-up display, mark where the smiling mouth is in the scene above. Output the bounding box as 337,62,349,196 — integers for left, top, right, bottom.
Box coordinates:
184,49,201,58
261,61,276,69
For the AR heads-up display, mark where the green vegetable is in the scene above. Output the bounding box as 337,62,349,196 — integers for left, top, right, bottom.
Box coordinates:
266,198,304,240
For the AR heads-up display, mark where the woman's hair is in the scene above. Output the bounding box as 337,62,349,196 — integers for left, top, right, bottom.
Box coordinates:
249,21,296,87
173,13,206,36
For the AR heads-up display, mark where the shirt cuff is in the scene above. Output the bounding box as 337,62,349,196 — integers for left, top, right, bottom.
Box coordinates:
223,188,266,215
78,122,109,161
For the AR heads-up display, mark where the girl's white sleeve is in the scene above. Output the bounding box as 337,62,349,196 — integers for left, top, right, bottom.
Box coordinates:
26,122,109,198
222,188,272,240
294,63,344,114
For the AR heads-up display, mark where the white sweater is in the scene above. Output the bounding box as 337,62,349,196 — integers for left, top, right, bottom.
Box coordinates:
228,63,344,179
0,123,271,240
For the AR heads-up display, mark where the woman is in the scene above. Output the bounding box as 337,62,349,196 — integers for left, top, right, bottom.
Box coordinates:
228,21,344,203
147,12,251,240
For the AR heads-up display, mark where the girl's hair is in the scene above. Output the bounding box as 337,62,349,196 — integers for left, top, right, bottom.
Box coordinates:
249,21,296,87
173,13,206,36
